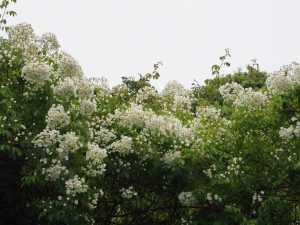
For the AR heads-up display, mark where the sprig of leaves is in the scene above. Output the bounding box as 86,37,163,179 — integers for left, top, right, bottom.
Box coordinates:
0,0,17,32
211,48,231,76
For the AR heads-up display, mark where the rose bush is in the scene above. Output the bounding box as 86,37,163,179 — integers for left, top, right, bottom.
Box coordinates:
1,21,300,225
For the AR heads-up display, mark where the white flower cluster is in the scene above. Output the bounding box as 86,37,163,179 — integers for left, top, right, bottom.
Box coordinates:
0,43,18,67
218,157,243,183
279,121,300,140
220,83,267,109
57,132,81,159
289,62,300,85
92,127,116,145
172,93,193,112
178,191,193,205
162,80,193,112
8,23,35,45
266,72,293,95
110,136,133,154
76,78,95,99
219,82,243,102
78,99,97,116
57,52,83,78
86,143,107,164
196,106,221,119
266,63,300,95
8,23,61,62
33,128,62,149
42,161,67,181
85,143,107,177
53,77,77,99
279,126,294,140
269,147,295,161
233,88,267,109
111,104,194,146
114,104,194,145
45,105,70,129
53,77,95,101
113,103,153,128
162,80,186,98
162,151,182,164
147,115,182,138
0,116,7,128
65,175,88,196
142,113,194,145
120,186,137,199
22,62,52,87
136,86,159,104
206,193,222,203
88,191,103,210
203,164,217,179
252,191,264,204
39,33,60,53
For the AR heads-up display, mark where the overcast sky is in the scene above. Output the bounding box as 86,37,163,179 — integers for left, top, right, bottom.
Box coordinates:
8,0,300,89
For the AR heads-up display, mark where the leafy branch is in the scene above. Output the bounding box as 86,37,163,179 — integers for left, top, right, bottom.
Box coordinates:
211,48,231,76
144,60,163,80
0,0,17,32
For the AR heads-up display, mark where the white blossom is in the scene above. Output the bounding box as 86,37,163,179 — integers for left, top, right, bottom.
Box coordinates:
162,80,186,98
75,78,95,99
86,142,107,164
136,86,159,103
266,71,293,95
290,63,300,85
57,52,83,78
57,132,80,158
219,82,243,102
110,136,133,154
92,127,116,145
65,175,88,196
85,143,107,177
162,151,182,164
233,88,267,109
114,103,194,143
33,128,62,148
46,105,70,129
196,106,221,119
8,23,35,45
172,93,193,111
78,99,97,116
120,186,137,199
44,162,66,181
39,33,60,53
53,77,77,99
252,193,263,204
113,103,153,128
279,121,300,140
22,62,51,87
178,191,193,205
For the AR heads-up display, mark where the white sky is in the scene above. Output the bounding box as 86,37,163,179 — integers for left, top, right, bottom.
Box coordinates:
8,0,300,90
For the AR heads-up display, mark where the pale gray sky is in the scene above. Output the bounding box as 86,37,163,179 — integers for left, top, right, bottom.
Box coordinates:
9,0,300,89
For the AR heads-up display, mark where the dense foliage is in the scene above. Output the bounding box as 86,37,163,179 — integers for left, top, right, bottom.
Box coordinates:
1,19,300,225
